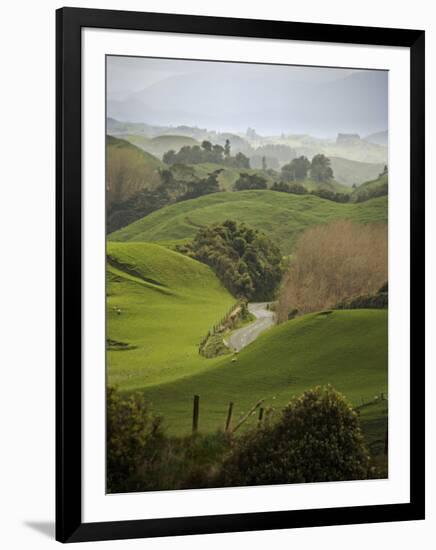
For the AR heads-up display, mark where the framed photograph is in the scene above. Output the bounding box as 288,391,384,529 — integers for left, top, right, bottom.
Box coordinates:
56,7,425,543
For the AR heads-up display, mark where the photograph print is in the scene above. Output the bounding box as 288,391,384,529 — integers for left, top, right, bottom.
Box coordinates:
105,56,388,494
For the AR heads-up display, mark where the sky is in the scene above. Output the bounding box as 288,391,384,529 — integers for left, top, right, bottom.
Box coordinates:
107,56,388,138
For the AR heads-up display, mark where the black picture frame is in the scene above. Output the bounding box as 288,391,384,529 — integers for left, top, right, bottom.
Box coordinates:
56,7,425,543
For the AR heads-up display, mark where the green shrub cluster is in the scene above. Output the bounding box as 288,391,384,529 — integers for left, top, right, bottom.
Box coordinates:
188,220,284,300
199,333,231,358
218,386,372,487
163,139,250,168
107,387,231,492
233,173,267,190
107,387,165,493
271,181,307,195
354,181,388,202
336,282,388,310
310,188,350,203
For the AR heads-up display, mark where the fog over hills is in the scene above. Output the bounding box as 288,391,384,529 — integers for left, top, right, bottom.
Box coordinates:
107,56,388,138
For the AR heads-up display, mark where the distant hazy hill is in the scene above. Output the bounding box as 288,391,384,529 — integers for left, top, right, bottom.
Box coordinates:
106,135,163,206
121,134,200,158
109,190,388,255
364,130,388,146
108,69,387,136
329,157,385,187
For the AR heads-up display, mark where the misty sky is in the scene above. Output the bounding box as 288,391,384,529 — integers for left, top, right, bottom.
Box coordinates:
107,56,388,137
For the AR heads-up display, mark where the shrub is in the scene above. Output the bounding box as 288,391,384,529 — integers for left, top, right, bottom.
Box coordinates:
271,181,307,195
218,386,372,486
107,387,165,493
233,173,267,190
188,220,284,300
310,189,350,203
107,388,233,493
277,220,387,320
336,285,388,310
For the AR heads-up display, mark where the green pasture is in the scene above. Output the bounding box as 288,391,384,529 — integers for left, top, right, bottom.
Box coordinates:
138,309,388,436
107,241,234,390
109,190,388,255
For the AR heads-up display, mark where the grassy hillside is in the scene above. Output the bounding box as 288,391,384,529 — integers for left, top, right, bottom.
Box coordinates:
351,173,388,202
294,177,350,194
106,135,163,206
109,190,388,255
122,133,199,158
137,309,388,435
107,134,163,169
330,157,385,187
107,242,234,390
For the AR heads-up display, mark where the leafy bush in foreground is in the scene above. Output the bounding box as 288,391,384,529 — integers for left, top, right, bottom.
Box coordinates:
218,386,372,487
107,387,231,493
107,387,165,493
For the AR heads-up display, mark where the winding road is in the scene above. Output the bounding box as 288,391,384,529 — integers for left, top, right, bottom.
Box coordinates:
227,302,275,352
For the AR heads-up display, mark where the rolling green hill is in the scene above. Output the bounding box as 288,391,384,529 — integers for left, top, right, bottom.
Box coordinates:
107,241,234,390
351,173,388,202
107,242,388,465
329,157,385,187
122,134,200,158
106,135,164,206
109,190,388,255
137,309,388,435
293,177,350,194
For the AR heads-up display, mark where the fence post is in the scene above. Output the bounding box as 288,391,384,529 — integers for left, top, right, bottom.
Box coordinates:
384,419,388,456
258,407,264,428
225,402,234,432
192,395,200,434
233,399,264,433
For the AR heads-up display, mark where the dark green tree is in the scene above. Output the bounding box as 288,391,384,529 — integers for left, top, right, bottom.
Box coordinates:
234,173,267,191
262,156,267,171
224,139,231,158
188,220,283,300
310,154,334,182
281,156,311,181
162,149,177,164
234,152,250,169
180,170,221,200
201,140,213,152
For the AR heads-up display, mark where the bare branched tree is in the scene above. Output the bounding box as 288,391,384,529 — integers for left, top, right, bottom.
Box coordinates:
277,220,388,322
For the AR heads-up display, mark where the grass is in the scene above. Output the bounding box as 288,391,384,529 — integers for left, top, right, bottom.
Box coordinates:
351,173,388,201
107,242,235,390
109,190,388,255
122,309,388,437
107,242,388,469
107,135,164,170
329,156,385,187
